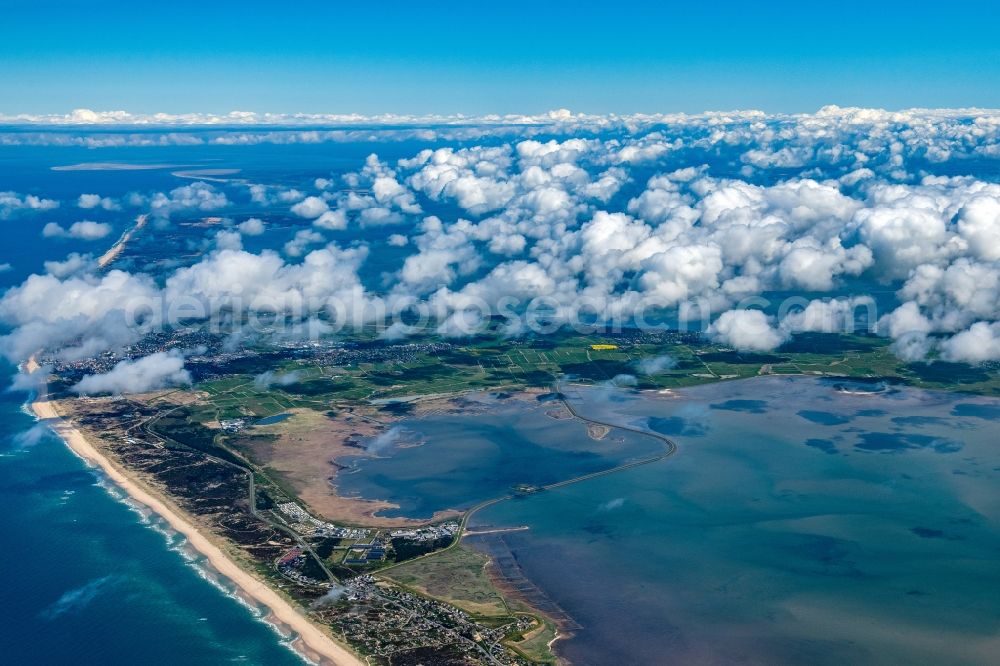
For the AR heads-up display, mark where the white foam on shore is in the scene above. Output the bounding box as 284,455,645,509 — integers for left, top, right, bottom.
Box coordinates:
26,400,317,665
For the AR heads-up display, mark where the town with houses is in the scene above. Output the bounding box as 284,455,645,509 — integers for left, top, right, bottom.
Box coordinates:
274,500,459,572
266,502,539,664
320,575,540,665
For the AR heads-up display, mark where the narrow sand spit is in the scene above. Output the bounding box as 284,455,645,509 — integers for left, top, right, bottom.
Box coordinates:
97,213,148,268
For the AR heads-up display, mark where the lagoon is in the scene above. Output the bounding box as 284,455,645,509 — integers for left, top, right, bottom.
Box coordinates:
334,393,667,519
342,377,1000,665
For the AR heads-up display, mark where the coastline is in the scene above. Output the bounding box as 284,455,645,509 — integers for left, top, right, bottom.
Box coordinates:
97,213,148,268
25,364,362,666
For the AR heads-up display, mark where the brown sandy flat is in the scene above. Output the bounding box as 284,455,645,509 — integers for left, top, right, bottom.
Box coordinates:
243,408,459,527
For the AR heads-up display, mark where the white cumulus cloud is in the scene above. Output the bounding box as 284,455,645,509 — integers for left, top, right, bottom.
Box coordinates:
709,309,788,352
72,351,192,395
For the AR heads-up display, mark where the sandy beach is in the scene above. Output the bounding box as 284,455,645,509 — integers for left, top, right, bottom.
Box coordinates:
97,213,148,268
25,363,362,666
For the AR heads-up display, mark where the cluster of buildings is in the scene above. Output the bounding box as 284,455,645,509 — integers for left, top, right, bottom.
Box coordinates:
275,501,384,564
304,340,454,368
47,327,457,389
343,540,388,565
46,328,224,380
389,521,460,542
606,329,702,346
276,501,372,539
277,502,463,551
325,577,534,665
275,502,461,568
275,548,326,587
219,418,248,433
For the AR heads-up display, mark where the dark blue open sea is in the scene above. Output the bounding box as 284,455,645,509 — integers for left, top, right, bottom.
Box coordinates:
3,138,998,665
0,378,307,664
0,136,482,664
0,144,316,664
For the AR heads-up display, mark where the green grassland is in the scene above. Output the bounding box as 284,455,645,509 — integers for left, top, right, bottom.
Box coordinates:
138,327,998,666
383,545,512,616
382,545,558,663
187,331,1000,421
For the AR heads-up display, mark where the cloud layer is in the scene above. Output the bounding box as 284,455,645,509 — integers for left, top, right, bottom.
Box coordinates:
4,107,1000,370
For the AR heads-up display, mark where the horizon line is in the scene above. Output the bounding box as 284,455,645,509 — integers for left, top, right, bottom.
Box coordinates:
4,105,1000,127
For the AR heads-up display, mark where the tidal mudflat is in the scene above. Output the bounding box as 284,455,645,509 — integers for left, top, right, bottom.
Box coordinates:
334,392,667,520
470,377,1000,665
336,377,999,665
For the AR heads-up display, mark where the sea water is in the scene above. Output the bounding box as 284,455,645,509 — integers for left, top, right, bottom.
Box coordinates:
334,395,666,519
3,137,998,665
465,378,1000,665
0,142,316,663
334,378,999,663
0,362,308,664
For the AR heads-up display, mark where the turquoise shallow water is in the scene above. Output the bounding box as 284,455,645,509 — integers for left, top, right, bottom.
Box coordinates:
466,378,1000,665
335,394,666,519
336,378,1000,665
0,365,308,665
3,139,999,665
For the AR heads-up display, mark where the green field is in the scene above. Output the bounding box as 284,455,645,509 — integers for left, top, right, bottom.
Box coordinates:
382,544,559,663
188,331,1000,421
383,544,512,617
139,327,1000,666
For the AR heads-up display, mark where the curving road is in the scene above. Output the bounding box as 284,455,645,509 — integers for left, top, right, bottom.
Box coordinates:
379,380,679,572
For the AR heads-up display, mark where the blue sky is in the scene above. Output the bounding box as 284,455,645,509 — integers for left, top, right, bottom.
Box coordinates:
3,0,1000,115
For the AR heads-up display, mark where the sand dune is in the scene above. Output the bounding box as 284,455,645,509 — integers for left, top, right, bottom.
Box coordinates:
27,371,361,666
